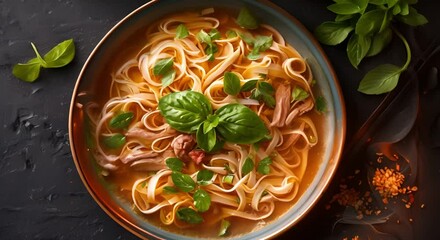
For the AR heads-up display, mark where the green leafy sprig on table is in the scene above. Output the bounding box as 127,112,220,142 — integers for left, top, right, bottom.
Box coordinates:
314,0,428,94
12,39,75,82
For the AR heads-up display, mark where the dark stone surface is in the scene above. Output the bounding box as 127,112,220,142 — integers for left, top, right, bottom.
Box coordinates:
0,0,439,239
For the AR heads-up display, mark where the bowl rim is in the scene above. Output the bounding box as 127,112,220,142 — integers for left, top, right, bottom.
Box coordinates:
68,0,346,239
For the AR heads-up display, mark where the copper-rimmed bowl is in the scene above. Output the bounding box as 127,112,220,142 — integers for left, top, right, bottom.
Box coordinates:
69,0,346,239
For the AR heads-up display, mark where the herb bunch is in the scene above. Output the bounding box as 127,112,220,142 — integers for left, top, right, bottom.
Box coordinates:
314,0,428,94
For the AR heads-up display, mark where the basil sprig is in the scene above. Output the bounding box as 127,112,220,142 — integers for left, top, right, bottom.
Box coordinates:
153,58,176,88
12,39,75,82
197,29,220,61
158,91,268,152
176,24,189,39
236,7,259,29
177,208,203,224
238,32,273,60
103,133,126,149
257,157,272,175
240,77,276,108
109,112,134,129
314,0,428,94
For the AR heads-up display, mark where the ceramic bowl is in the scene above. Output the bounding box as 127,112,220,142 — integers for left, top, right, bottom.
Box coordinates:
69,0,346,239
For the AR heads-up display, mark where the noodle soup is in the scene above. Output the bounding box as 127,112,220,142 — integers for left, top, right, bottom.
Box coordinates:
74,7,332,239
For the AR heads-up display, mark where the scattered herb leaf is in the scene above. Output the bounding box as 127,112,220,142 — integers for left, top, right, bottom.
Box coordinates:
109,112,134,129
257,157,272,175
176,208,203,224
176,24,189,39
103,133,126,149
236,7,259,29
218,219,231,236
171,172,196,192
193,189,211,212
197,169,214,186
166,158,184,172
241,157,254,176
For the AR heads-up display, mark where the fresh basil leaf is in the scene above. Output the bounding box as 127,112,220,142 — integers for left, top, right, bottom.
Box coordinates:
153,58,174,76
354,0,369,11
315,96,328,113
166,158,184,172
356,9,386,36
258,82,275,95
236,7,259,29
43,39,75,68
216,104,268,144
196,124,217,152
12,58,41,82
254,35,273,52
176,24,189,39
203,115,219,134
396,7,428,26
163,186,178,194
103,133,126,149
392,4,402,15
366,28,392,57
261,93,275,108
158,91,212,133
241,157,254,176
369,0,386,5
177,208,203,224
171,171,196,192
327,3,361,15
399,2,409,16
161,69,176,88
109,112,134,129
224,72,241,96
257,157,272,175
386,0,399,8
226,30,237,38
237,31,255,45
218,219,231,237
222,174,234,184
358,64,401,94
314,21,354,46
194,189,211,212
205,44,218,61
197,169,214,186
209,29,221,41
30,42,47,67
347,33,371,68
240,79,258,92
197,30,212,44
247,48,260,60
291,87,310,102
335,14,354,22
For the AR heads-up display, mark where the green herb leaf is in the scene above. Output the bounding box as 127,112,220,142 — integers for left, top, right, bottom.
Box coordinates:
193,189,211,212
257,157,272,175
196,123,217,152
315,96,328,113
223,72,241,96
103,133,126,149
216,104,268,144
209,29,221,41
386,0,399,8
236,7,259,29
240,79,258,92
197,169,214,186
226,30,237,38
327,3,361,15
171,171,196,192
369,0,387,5
163,186,178,194
161,70,176,88
355,9,387,36
153,58,174,76
12,58,41,82
291,87,309,102
43,39,75,68
222,174,234,184
396,7,428,26
366,28,392,57
241,157,254,176
109,112,134,129
247,35,273,60
237,31,255,45
358,64,401,94
176,24,189,39
176,208,203,224
314,21,354,46
347,33,371,68
197,30,212,44
158,91,212,133
203,115,220,134
218,219,231,237
335,14,354,22
166,158,184,172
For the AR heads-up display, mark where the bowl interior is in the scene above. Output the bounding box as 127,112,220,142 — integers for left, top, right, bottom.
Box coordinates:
69,0,345,239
